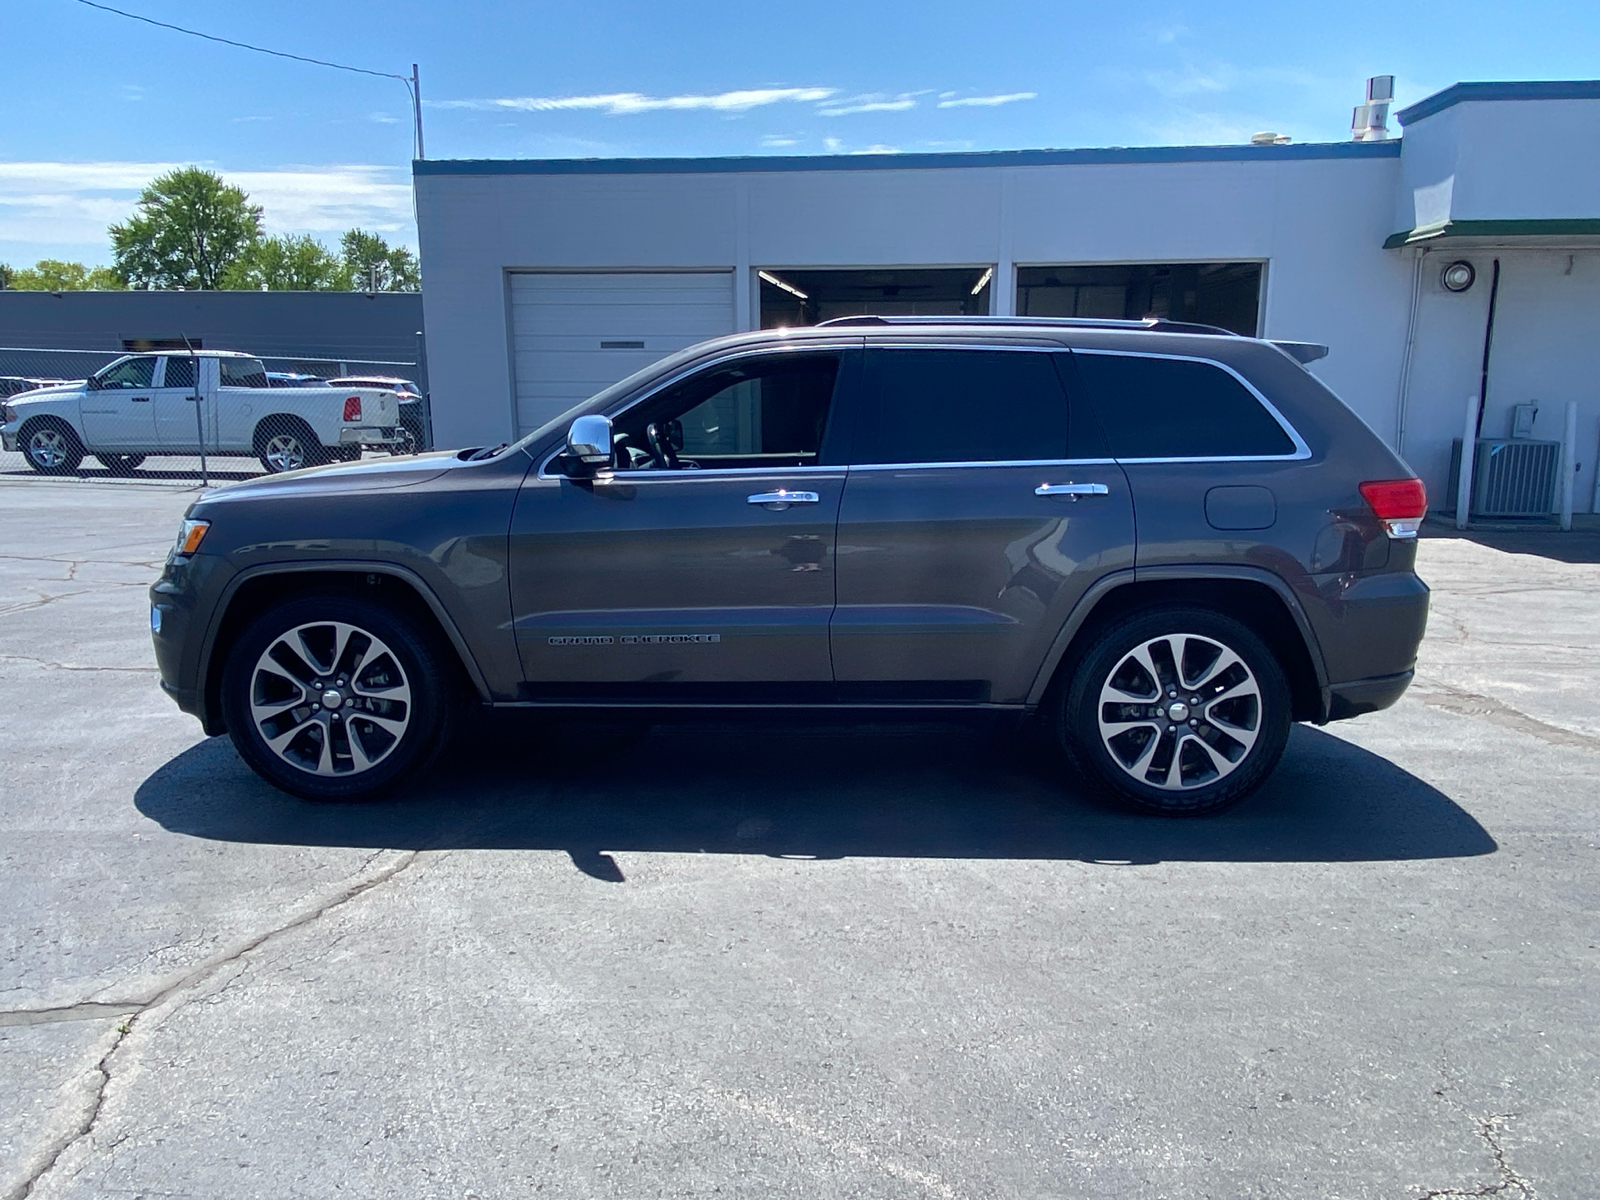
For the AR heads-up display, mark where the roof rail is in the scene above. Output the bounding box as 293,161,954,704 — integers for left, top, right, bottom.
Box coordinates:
815,314,1240,336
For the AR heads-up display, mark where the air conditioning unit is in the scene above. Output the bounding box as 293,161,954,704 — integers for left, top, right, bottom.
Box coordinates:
1447,438,1562,517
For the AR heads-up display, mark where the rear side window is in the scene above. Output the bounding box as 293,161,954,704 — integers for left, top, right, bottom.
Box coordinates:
219,357,271,388
1071,352,1296,459
852,349,1071,464
162,356,196,389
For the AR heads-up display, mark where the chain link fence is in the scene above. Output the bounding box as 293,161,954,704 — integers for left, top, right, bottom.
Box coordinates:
1,345,434,485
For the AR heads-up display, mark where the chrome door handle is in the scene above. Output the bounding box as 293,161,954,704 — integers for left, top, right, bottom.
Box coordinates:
1036,482,1110,497
747,490,820,508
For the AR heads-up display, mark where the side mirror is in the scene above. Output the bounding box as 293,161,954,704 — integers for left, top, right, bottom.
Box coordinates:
565,414,614,473
85,373,102,391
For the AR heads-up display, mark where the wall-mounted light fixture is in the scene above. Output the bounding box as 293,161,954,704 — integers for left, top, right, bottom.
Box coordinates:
1441,260,1476,293
970,267,994,295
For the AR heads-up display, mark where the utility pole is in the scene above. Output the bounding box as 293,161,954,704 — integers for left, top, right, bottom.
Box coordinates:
411,63,425,160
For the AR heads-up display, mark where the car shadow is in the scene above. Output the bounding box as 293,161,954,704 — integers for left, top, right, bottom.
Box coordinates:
134,715,1496,869
1423,516,1600,565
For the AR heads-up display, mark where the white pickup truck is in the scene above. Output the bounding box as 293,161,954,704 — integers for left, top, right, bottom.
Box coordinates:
0,350,405,475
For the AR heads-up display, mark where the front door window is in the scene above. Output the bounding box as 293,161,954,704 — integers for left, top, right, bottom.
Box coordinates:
610,353,841,471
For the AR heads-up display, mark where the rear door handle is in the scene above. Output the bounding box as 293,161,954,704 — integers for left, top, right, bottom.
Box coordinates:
747,490,820,508
1036,482,1110,497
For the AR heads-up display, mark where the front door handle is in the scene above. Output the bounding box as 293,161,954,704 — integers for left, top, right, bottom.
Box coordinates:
130,395,151,403
747,490,820,508
1036,482,1110,498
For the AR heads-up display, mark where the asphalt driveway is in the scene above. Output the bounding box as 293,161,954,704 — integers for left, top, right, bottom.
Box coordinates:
1,472,1595,1199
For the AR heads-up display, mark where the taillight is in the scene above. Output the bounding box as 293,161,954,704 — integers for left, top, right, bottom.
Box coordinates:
1359,478,1427,539
342,395,362,422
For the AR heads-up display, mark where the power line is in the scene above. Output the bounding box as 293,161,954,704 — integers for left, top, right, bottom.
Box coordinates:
70,0,424,157
73,0,408,81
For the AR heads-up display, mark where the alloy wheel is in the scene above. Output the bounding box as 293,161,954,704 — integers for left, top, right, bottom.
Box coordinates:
248,620,412,777
1096,632,1262,791
263,433,308,472
28,428,73,470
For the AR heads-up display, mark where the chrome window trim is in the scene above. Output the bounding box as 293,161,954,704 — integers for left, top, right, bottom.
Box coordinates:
536,341,859,480
850,457,1118,472
1068,347,1313,463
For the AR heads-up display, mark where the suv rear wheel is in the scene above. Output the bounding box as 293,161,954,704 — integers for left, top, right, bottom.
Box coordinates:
1057,606,1291,816
220,594,459,801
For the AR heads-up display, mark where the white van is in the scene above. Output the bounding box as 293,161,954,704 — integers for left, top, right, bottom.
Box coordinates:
0,351,404,475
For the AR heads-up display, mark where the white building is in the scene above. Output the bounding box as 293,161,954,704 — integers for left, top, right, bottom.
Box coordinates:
415,79,1600,514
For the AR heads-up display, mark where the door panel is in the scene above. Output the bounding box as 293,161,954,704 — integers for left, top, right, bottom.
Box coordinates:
152,355,201,449
509,470,844,698
80,355,157,448
830,345,1135,704
832,463,1134,703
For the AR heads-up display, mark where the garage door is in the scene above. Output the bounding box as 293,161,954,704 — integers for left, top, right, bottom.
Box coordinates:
509,271,735,435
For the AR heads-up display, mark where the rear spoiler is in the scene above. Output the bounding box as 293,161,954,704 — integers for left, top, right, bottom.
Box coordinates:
1271,341,1330,365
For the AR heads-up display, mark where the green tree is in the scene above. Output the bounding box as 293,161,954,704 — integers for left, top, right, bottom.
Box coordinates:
4,259,126,290
109,167,263,289
222,235,352,291
339,229,420,292
0,263,14,289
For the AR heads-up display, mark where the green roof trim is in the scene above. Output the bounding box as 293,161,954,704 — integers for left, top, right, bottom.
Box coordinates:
1384,218,1600,248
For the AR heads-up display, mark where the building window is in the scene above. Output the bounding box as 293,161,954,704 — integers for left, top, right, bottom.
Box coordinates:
1017,263,1263,336
759,267,992,328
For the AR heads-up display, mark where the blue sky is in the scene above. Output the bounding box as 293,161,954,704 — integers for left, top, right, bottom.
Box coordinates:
2,0,1597,267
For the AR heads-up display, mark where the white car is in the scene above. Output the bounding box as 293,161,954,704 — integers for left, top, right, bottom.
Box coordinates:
0,351,405,475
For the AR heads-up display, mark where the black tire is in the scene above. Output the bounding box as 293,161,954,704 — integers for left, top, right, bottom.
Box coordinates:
95,453,145,475
21,418,84,475
254,417,327,474
1055,606,1291,816
220,593,462,802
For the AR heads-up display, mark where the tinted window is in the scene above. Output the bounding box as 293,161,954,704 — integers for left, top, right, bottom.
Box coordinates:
852,349,1071,465
94,356,156,390
614,352,841,469
219,357,270,388
162,356,196,389
1071,353,1295,459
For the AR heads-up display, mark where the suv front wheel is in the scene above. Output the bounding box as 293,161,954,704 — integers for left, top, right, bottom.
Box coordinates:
1057,607,1291,816
221,594,459,801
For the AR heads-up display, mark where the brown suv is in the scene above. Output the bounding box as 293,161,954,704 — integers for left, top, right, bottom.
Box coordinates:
151,317,1429,814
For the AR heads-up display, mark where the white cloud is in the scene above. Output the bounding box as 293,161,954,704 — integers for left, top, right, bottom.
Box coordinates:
823,137,843,153
817,92,920,117
760,135,800,148
850,145,902,155
434,87,836,116
0,161,415,263
936,92,1037,109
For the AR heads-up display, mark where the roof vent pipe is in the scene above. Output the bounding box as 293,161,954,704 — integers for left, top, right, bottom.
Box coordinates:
1352,75,1395,141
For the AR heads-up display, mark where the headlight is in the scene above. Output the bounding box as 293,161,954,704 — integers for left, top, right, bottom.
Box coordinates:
174,518,210,556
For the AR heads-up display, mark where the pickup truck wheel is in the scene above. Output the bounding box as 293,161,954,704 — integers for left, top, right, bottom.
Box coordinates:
1056,606,1291,817
21,419,84,475
220,595,459,802
95,453,145,475
255,418,325,474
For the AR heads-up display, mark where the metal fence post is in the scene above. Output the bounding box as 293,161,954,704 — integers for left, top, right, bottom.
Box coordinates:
182,334,206,488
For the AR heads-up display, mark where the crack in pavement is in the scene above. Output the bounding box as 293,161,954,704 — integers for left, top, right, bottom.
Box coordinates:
0,1003,140,1029
1411,681,1600,753
1415,1074,1536,1198
0,654,157,674
5,850,429,1200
